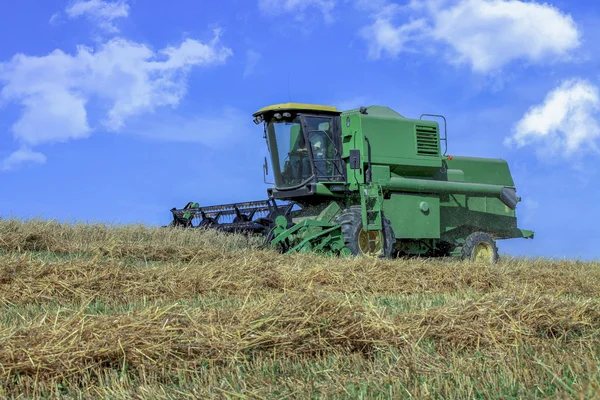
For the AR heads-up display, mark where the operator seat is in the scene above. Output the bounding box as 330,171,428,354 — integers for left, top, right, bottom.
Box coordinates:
288,125,311,182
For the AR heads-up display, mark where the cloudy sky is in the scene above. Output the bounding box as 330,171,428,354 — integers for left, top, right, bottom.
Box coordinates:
1,0,598,260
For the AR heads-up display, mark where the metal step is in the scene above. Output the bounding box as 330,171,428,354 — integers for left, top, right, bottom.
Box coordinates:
360,184,383,231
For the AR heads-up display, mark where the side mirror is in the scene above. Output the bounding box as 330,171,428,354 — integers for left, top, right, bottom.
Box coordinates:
263,157,273,185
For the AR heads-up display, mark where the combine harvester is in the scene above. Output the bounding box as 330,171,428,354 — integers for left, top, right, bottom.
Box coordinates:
169,103,533,263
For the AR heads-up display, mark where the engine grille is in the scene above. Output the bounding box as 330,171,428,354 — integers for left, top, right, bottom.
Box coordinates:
415,125,440,156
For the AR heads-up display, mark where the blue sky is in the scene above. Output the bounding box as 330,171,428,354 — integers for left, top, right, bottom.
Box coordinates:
1,0,599,260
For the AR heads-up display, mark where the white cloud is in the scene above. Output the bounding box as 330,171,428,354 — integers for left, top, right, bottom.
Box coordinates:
11,86,91,146
433,0,580,72
258,0,336,22
506,79,600,157
1,148,47,171
0,29,233,168
66,0,129,33
243,50,262,78
360,4,427,59
360,0,581,72
49,12,62,26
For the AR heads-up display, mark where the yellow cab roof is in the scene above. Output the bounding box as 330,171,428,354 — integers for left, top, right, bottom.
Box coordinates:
252,103,339,117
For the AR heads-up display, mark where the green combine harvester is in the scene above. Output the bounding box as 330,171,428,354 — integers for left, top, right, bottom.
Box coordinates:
170,103,534,263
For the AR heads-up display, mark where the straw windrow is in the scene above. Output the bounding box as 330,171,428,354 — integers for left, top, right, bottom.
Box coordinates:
1,218,599,399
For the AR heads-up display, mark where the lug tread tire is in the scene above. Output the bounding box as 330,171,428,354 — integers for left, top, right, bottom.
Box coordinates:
461,231,499,264
334,206,395,258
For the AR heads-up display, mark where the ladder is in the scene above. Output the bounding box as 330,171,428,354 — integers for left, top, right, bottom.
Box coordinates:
360,183,383,232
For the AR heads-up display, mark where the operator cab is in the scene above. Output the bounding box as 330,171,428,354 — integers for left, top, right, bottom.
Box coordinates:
253,103,345,199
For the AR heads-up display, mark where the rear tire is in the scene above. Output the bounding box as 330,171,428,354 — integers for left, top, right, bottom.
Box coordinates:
334,206,395,258
461,232,499,264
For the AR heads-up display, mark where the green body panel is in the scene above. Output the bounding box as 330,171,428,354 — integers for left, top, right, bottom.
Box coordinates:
384,193,440,239
445,156,515,186
341,113,365,190
436,158,517,241
440,196,517,240
358,109,442,170
370,165,391,185
316,201,342,223
314,184,345,198
341,108,441,192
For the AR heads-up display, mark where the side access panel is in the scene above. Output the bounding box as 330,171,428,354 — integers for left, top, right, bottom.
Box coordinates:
439,194,518,242
383,193,440,239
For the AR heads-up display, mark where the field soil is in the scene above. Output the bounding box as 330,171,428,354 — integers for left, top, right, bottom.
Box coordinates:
0,219,599,399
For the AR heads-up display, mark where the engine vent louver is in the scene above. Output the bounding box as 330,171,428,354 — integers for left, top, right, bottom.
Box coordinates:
415,125,440,156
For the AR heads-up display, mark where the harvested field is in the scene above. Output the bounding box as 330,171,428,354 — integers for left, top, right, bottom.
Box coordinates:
1,219,599,399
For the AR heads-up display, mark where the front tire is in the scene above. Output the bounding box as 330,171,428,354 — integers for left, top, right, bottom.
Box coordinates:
334,206,395,258
461,231,499,264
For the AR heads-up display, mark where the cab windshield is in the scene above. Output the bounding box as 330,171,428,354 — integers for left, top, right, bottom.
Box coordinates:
266,115,344,190
267,117,311,189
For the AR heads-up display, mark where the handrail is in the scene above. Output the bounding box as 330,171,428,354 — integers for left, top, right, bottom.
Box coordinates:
420,114,448,156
